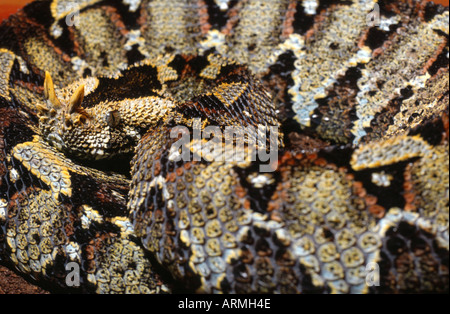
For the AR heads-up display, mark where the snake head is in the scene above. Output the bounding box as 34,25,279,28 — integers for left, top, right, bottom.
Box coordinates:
37,72,171,160
37,72,118,159
36,72,87,152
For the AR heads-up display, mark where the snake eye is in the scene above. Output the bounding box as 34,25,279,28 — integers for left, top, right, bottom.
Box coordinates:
105,110,120,127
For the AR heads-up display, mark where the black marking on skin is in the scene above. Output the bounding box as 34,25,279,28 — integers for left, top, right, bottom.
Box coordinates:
374,223,447,294
408,116,446,147
82,68,93,78
77,154,133,177
112,0,142,29
82,64,162,106
53,24,78,59
203,0,236,31
292,3,316,35
73,218,122,248
377,0,411,18
428,44,449,76
100,51,109,68
318,145,354,168
126,44,146,65
0,157,30,199
69,171,129,219
8,58,43,92
187,54,212,77
265,51,296,101
1,113,36,152
304,66,362,145
167,54,191,78
235,162,280,215
212,63,251,85
353,161,410,210
264,51,302,147
21,1,54,29
364,27,391,50
363,86,415,142
315,0,354,13
423,1,449,22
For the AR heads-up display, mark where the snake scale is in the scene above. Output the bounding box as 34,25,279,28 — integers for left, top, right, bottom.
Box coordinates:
0,0,448,294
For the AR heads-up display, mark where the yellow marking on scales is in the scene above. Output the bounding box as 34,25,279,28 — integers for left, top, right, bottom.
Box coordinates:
0,49,29,101
12,140,72,198
212,82,249,108
350,134,434,171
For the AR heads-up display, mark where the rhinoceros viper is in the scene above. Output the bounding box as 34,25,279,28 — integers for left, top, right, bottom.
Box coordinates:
0,0,448,294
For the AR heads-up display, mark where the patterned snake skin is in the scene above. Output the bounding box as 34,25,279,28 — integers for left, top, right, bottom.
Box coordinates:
0,0,448,294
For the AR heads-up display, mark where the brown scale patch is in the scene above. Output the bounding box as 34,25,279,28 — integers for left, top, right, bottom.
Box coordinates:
376,221,449,293
221,1,242,36
281,0,297,39
104,5,129,37
403,163,417,212
0,265,49,294
197,0,211,34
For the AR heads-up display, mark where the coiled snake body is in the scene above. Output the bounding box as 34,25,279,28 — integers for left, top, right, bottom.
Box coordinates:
0,0,448,293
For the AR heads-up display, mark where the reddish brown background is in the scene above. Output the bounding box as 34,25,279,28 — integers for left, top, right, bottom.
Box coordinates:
0,0,449,295
1,0,449,20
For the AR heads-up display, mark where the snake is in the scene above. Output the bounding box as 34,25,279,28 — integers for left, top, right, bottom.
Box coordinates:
0,0,448,294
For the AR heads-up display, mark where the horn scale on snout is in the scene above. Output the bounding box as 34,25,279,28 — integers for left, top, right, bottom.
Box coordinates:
41,71,88,116
43,71,61,109
68,84,85,114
